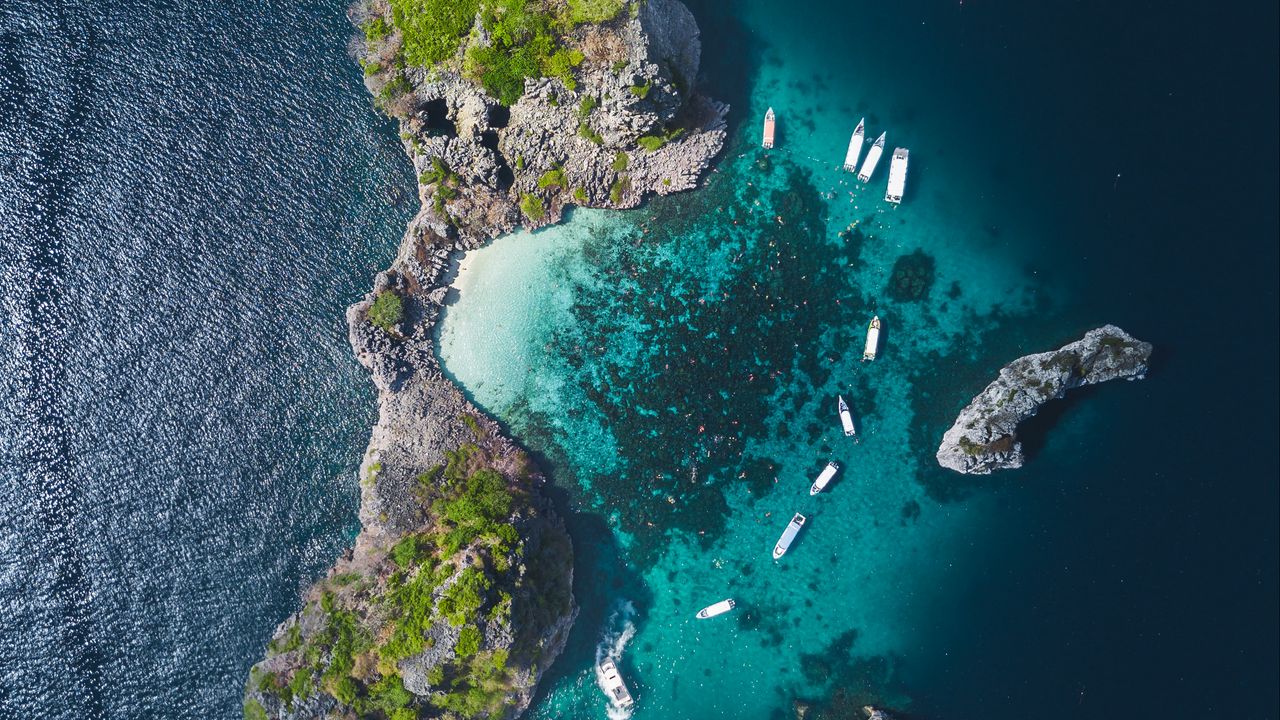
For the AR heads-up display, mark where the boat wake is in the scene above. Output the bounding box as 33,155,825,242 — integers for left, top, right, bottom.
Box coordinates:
594,600,637,719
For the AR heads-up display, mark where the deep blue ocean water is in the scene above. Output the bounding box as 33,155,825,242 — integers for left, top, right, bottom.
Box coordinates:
1,1,1276,719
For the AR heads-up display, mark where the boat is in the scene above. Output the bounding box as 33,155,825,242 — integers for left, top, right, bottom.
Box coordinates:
809,461,840,495
857,132,885,182
863,316,881,361
598,658,634,709
885,147,909,204
838,395,856,437
843,118,865,171
772,513,807,559
696,598,736,619
762,107,776,149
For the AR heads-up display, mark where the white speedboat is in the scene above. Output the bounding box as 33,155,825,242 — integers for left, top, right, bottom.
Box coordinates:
863,316,881,361
810,461,840,495
598,658,634,709
885,147,909,204
838,395,856,437
773,513,807,559
843,118,865,171
857,132,885,182
696,598,736,619
762,107,776,149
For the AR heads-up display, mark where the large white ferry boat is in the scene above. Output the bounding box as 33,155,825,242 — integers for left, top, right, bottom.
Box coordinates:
696,598,736,619
598,658,634,709
863,316,881,361
773,513,807,559
857,132,885,182
838,395,856,437
809,461,840,495
885,148,909,203
762,107,776,149
843,118,865,171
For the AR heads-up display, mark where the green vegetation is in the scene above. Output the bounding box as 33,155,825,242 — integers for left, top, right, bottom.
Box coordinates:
637,126,684,152
609,175,630,204
369,0,617,107
629,78,652,98
456,625,482,657
519,193,546,221
577,94,598,119
269,623,302,654
378,71,412,104
567,0,625,24
537,167,567,190
573,187,588,203
387,0,480,66
253,439,543,717
368,291,404,334
362,16,391,43
611,59,628,75
462,414,482,436
514,154,525,170
611,151,629,172
243,698,268,720
391,533,429,569
578,121,604,145
434,468,516,556
462,0,584,105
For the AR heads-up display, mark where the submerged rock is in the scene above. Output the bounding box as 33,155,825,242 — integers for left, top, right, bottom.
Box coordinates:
936,325,1153,474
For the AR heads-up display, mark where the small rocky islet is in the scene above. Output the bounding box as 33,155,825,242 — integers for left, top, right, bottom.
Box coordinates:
936,325,1153,475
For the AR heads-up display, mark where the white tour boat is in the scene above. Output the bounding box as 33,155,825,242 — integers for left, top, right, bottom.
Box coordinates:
838,394,856,437
762,107,776,149
696,598,736,619
809,461,840,495
773,513,807,559
857,132,886,182
843,118,865,171
885,147,909,204
863,316,881,361
598,658,634,709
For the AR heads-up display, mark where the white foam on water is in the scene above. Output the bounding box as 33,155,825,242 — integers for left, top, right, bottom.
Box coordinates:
593,600,638,719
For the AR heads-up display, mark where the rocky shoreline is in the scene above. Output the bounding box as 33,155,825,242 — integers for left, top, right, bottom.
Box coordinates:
936,325,1153,475
244,1,725,718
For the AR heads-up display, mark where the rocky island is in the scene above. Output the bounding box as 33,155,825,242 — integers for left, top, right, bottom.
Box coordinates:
243,1,725,718
936,325,1153,475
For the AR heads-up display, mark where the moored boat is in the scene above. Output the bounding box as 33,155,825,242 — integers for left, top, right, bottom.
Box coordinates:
857,132,886,182
843,118,866,171
863,316,881,361
838,395,856,437
885,147,909,203
762,107,776,149
696,598,736,619
773,513,807,559
809,461,840,495
598,658,634,708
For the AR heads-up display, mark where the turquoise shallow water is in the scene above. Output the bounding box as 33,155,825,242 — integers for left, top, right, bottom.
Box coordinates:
439,1,1280,718
438,15,1051,715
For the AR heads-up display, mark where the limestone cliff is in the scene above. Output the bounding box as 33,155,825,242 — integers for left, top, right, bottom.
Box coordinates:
244,1,725,718
936,325,1153,475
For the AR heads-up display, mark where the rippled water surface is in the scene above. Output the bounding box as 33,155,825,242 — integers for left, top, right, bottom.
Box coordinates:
1,0,1276,718
0,1,412,716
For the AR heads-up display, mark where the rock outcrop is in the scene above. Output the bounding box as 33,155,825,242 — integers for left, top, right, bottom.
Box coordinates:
351,0,727,248
245,2,725,718
936,325,1153,475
